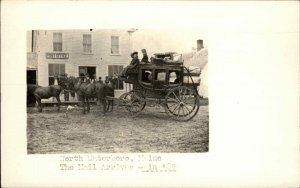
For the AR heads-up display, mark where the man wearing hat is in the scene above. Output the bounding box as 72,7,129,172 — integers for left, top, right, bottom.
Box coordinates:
141,49,150,64
121,51,140,77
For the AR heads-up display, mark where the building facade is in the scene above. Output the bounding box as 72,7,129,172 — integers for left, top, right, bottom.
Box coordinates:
27,29,136,97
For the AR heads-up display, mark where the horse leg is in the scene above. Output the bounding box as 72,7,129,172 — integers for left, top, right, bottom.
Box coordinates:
34,94,42,112
37,98,42,112
78,95,86,114
56,96,61,111
82,98,86,114
110,100,114,112
106,99,109,112
86,98,90,113
102,99,107,114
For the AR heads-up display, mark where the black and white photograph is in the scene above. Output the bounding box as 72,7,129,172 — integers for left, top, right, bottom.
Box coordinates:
2,1,299,187
26,29,209,153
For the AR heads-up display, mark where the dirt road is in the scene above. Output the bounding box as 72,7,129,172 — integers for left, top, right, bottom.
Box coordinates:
27,104,209,153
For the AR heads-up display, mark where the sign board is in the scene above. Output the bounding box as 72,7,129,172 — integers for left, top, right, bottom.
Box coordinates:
46,53,69,59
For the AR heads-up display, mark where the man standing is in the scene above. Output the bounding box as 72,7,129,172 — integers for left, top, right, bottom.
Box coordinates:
105,76,110,84
63,73,69,101
98,77,103,84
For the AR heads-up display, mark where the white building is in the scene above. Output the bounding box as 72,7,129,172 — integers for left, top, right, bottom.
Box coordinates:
27,29,136,97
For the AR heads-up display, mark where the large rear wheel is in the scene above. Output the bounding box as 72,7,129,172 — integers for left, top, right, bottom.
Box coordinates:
164,86,200,121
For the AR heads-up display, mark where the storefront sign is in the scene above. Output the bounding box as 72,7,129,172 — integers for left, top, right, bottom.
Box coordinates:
46,53,69,59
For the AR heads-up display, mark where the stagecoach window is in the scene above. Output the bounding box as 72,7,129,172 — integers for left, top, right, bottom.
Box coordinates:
169,71,180,84
155,70,166,82
53,33,62,51
141,70,153,82
48,64,65,85
108,65,123,90
83,34,92,53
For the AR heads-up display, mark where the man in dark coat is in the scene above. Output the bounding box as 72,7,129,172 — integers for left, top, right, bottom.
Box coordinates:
121,51,140,77
98,77,103,84
63,73,69,101
141,49,150,63
104,76,110,84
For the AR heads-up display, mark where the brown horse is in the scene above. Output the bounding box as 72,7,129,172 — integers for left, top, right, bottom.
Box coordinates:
29,79,68,112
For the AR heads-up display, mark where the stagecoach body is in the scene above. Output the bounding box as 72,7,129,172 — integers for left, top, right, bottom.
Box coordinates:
117,52,202,121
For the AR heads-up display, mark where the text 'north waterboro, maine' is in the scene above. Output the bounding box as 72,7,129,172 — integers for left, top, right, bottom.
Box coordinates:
59,154,176,173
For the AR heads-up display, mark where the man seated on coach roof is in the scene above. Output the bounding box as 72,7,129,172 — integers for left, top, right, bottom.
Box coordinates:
120,51,140,77
141,49,150,64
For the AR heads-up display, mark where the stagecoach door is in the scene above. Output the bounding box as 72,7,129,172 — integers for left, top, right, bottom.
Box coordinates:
78,66,96,79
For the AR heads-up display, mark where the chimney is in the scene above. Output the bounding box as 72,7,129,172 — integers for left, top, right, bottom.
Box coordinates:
197,39,203,51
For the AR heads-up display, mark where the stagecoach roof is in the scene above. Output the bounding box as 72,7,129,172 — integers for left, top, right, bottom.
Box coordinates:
153,52,178,57
140,62,183,69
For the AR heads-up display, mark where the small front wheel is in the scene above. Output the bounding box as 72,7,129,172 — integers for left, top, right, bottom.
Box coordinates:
119,92,145,117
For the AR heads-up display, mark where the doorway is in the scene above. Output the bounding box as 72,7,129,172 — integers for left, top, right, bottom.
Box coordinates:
27,70,37,84
78,66,96,79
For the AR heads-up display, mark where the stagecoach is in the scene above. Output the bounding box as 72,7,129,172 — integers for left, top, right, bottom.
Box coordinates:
114,52,202,121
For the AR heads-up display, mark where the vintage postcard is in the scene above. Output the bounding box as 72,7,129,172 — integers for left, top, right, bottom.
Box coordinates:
1,1,299,188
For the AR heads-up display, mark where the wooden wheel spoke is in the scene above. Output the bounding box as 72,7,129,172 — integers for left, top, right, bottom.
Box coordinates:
171,91,181,103
179,87,188,101
183,103,195,112
181,106,188,118
168,103,178,114
183,97,196,106
183,104,192,113
167,103,177,108
170,103,180,114
177,106,181,118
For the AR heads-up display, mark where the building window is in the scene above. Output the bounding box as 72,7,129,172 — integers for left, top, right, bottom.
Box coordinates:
48,64,65,85
108,65,123,90
53,33,62,51
111,36,119,54
83,34,92,53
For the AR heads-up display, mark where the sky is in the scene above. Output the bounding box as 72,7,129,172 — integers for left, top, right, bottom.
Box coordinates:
27,28,208,56
132,28,207,57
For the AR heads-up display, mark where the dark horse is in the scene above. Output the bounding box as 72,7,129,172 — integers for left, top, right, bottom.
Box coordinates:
27,79,68,112
27,84,41,107
104,77,116,112
68,77,113,114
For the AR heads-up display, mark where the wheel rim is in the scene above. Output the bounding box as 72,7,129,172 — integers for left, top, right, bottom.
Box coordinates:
165,86,200,121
